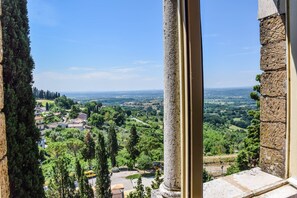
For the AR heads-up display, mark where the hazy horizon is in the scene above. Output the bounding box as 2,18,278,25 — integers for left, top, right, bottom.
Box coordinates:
53,86,253,94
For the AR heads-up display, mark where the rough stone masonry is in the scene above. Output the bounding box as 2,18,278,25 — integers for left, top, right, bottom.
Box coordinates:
0,0,10,197
259,13,287,178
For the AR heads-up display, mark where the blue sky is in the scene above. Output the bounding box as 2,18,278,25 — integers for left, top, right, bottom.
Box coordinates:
28,0,260,92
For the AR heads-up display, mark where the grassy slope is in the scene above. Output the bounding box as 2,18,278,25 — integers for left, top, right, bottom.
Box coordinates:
36,99,54,106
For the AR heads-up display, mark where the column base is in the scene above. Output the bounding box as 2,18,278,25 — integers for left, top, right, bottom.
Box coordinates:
152,183,181,198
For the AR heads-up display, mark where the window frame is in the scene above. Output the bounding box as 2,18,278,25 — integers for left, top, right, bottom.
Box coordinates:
178,0,204,197
286,0,297,179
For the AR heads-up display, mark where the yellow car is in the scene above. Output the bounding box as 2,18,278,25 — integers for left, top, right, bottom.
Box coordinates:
84,170,96,178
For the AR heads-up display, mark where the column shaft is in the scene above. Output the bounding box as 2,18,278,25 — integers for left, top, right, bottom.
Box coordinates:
163,0,181,194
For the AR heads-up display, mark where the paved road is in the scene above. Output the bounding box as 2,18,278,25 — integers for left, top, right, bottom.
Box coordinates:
88,170,154,191
130,117,150,127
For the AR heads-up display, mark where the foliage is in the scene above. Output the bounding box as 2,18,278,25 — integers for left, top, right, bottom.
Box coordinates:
33,87,60,100
145,187,152,198
95,132,112,198
2,0,45,196
66,138,84,157
127,125,140,165
151,169,163,189
85,101,102,115
203,123,246,156
113,111,126,126
138,129,163,161
82,131,95,168
55,95,75,109
116,148,132,168
203,168,212,182
88,113,105,128
137,153,152,171
69,105,80,119
126,174,141,180
226,164,240,176
127,177,145,198
76,160,94,198
236,76,261,171
107,125,119,167
79,174,94,198
46,157,77,198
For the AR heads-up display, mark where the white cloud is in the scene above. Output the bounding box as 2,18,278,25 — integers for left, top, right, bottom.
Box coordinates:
133,60,151,65
68,67,97,71
33,65,163,92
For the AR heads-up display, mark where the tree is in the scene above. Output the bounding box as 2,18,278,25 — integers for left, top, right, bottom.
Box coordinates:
135,177,145,197
108,125,119,167
54,95,75,109
145,187,152,198
76,159,94,198
137,153,152,171
2,0,45,196
82,131,95,169
69,105,80,119
95,132,112,198
151,169,163,189
127,125,140,166
80,174,94,198
49,157,76,198
127,177,145,198
66,138,84,157
88,113,105,128
46,102,49,111
203,168,212,182
113,112,125,126
236,75,261,171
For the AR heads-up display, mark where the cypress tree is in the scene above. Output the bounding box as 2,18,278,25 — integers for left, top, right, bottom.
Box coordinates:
127,125,139,166
95,132,111,198
50,157,76,198
80,174,94,198
82,131,95,169
107,125,119,167
2,0,45,197
76,159,94,198
135,177,145,197
46,102,49,111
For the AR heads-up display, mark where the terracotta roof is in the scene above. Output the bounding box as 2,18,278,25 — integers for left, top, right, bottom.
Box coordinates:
111,184,124,190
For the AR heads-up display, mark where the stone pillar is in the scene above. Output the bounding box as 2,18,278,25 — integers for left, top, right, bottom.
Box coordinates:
0,0,10,197
258,0,287,178
158,0,181,197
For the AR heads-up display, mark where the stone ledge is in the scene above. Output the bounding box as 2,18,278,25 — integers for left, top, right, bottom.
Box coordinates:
260,122,286,150
260,14,286,45
254,184,297,198
203,168,285,198
260,97,286,122
260,41,286,71
258,0,286,19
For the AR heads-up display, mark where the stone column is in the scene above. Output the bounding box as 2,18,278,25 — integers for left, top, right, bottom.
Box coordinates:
0,0,10,196
159,0,181,197
258,0,287,178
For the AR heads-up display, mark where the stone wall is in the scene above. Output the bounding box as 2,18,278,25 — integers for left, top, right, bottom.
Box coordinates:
0,0,10,197
259,14,287,178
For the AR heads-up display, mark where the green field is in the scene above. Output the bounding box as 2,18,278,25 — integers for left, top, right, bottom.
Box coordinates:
36,99,54,106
